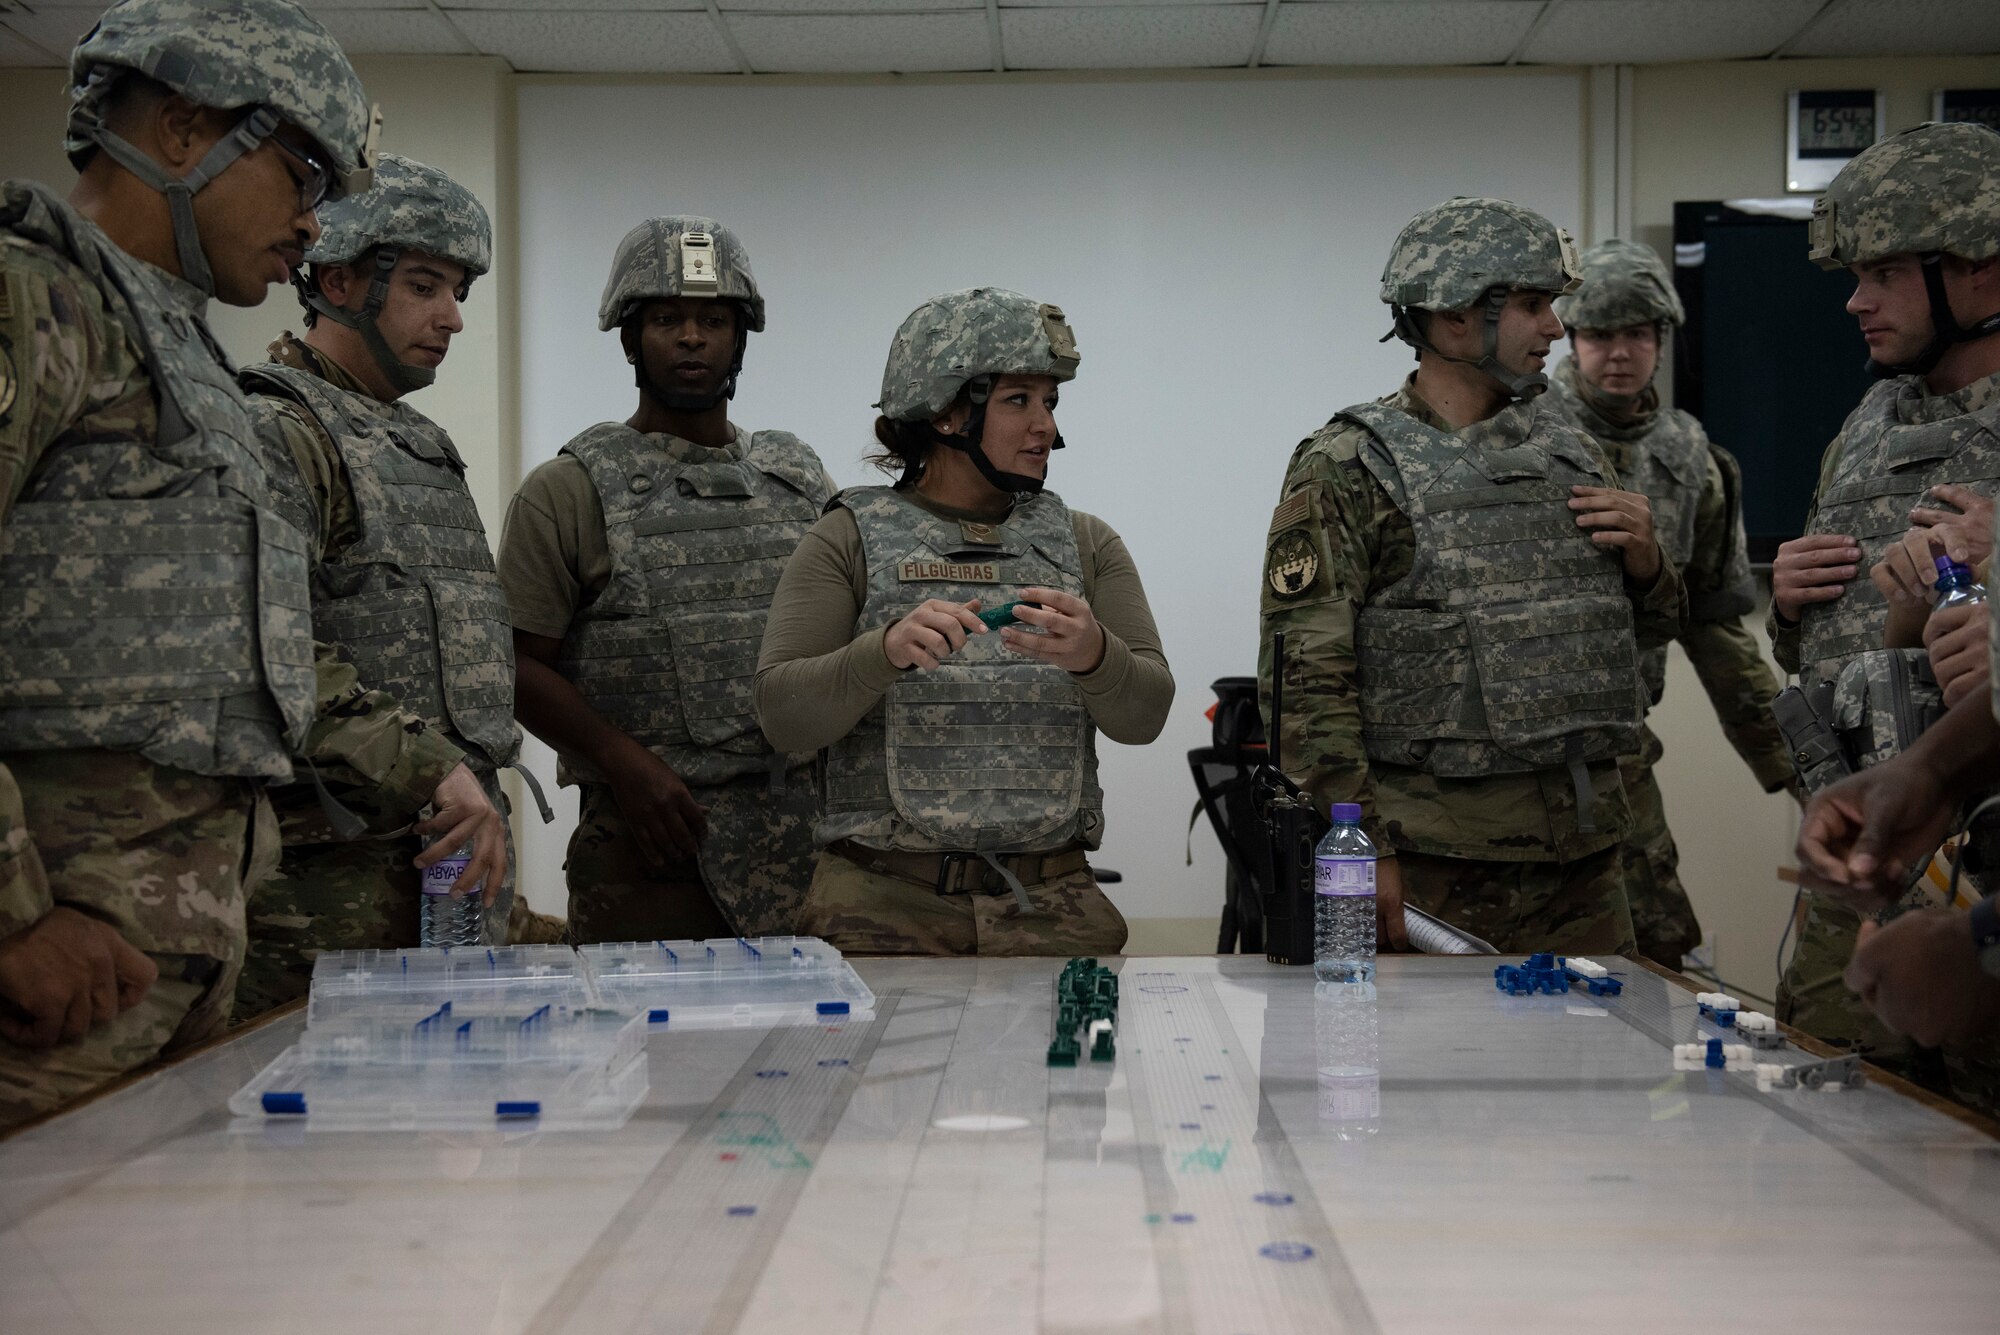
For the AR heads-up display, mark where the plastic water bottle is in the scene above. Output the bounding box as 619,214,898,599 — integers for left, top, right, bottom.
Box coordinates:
1314,802,1377,984
1933,554,1988,612
1315,981,1380,1140
418,827,483,948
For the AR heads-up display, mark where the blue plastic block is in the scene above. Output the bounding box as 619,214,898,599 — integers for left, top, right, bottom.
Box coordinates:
495,1101,541,1119
648,1008,670,1024
1524,952,1556,970
1715,1009,1737,1027
261,1091,306,1116
817,1001,850,1016
1705,1039,1725,1069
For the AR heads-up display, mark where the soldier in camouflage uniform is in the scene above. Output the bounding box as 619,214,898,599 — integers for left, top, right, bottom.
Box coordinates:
1768,122,2000,1096
1259,199,1687,957
1548,239,1793,966
0,0,380,1127
233,154,547,1017
1794,503,2000,1112
501,218,831,942
753,288,1174,955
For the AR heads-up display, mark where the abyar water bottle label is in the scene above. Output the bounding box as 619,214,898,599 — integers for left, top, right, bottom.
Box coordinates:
1315,857,1376,897
422,852,473,897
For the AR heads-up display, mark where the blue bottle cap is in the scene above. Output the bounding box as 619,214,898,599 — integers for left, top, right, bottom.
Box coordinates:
1329,802,1363,822
1935,555,1974,586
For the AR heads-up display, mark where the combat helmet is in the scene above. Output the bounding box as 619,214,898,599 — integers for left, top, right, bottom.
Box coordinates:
65,0,380,299
1809,121,2000,377
1380,197,1580,399
1555,238,1684,333
877,287,1080,495
600,215,763,409
299,153,490,394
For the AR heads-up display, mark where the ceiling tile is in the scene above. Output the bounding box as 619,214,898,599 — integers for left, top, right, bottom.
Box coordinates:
0,24,54,66
727,13,991,73
1262,1,1539,67
0,7,102,57
718,0,979,12
450,10,739,72
316,8,469,54
1001,0,1253,8
1001,7,1261,70
1524,0,1825,65
1788,0,2000,58
436,0,703,9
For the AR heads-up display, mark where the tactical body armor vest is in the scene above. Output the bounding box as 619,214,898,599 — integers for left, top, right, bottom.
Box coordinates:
556,423,828,787
1553,377,1754,705
0,182,314,777
238,361,521,771
1798,378,2000,686
1343,399,1645,777
818,487,1103,855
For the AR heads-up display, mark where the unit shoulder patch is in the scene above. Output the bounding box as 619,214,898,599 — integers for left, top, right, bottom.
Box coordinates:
1265,527,1322,601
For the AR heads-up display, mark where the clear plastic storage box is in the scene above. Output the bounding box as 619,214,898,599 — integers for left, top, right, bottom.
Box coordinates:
234,937,871,1131
306,944,593,1027
576,936,876,1029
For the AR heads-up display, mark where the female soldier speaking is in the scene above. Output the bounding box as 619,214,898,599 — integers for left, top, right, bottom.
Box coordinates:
754,288,1173,955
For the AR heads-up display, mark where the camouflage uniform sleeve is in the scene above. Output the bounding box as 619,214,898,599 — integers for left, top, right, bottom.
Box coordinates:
302,645,467,807
1767,436,1846,676
0,766,52,941
1257,428,1393,851
255,402,468,806
0,246,144,937
1677,444,1791,791
1626,547,1686,650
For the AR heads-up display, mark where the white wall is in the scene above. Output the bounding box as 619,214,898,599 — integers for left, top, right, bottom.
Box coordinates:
513,71,1587,939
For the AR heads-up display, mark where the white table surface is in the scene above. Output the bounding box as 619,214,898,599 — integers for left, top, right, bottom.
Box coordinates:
3,954,1997,1334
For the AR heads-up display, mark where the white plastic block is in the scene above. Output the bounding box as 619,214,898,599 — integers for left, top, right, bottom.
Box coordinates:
1756,1063,1789,1091
1724,1044,1755,1070
1673,1043,1706,1070
1086,1019,1113,1046
1695,991,1741,1011
1563,956,1609,978
1735,1010,1775,1032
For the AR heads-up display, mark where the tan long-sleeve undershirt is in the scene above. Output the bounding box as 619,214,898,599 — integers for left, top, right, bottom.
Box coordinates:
754,493,1174,753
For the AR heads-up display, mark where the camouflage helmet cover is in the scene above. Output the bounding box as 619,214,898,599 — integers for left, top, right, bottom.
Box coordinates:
307,152,491,278
1810,121,2000,270
1379,196,1581,311
878,287,1081,421
1554,238,1685,330
66,0,379,193
598,215,765,332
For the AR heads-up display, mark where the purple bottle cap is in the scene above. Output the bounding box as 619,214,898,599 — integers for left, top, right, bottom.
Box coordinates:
1329,802,1363,822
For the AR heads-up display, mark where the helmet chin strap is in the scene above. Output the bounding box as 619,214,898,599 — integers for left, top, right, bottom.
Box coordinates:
935,377,1063,496
78,102,283,300
633,327,747,413
299,247,434,394
1867,252,2000,380
1390,288,1549,400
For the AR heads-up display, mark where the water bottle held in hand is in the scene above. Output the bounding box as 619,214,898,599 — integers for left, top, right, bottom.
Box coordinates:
1314,802,1377,984
1933,555,1987,612
418,815,483,949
